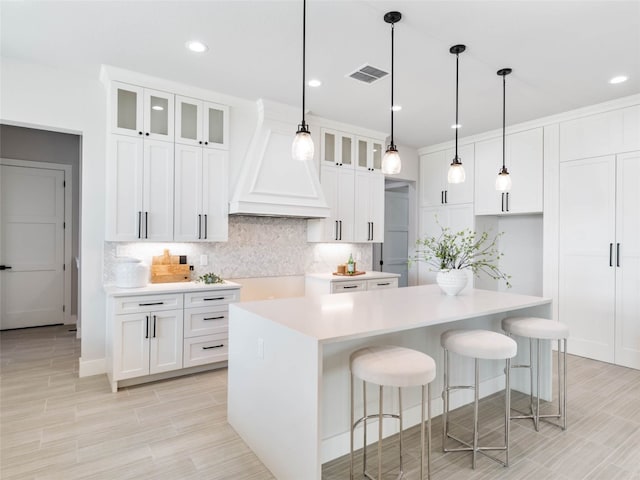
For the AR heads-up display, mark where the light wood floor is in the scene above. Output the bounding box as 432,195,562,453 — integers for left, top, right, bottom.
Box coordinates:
1,325,639,479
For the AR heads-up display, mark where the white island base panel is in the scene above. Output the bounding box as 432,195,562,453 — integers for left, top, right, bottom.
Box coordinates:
228,286,552,480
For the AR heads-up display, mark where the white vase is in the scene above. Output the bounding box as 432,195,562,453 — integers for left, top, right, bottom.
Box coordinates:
436,269,468,296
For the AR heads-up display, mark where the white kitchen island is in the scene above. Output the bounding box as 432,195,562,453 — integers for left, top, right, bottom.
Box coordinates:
227,285,552,480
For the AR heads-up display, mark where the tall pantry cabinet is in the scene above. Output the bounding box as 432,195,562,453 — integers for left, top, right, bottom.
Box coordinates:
558,106,640,369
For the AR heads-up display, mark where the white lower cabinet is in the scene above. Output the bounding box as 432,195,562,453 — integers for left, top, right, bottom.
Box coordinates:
305,272,400,295
107,286,239,391
559,151,640,369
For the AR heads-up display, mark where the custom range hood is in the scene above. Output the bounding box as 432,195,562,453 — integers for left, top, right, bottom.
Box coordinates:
229,99,329,218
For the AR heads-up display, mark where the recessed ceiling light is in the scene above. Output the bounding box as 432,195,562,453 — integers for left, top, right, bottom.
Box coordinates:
152,106,164,111
391,105,402,112
609,75,628,84
308,79,322,87
451,123,462,129
186,40,208,53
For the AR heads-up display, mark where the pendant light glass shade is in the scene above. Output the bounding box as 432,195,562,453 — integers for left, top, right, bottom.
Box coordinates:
448,159,466,183
292,129,314,162
448,44,466,184
382,11,402,175
495,68,512,191
292,0,314,162
382,147,401,174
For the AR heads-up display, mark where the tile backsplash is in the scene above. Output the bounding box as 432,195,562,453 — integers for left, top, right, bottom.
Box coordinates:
104,216,373,283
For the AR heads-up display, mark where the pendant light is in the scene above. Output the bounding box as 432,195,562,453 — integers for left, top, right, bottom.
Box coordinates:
382,11,402,175
495,68,513,191
291,0,314,162
447,44,466,184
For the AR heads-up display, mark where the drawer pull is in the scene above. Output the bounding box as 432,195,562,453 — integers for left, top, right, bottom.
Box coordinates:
203,297,225,301
204,316,225,321
377,282,391,286
139,301,164,306
343,285,359,289
203,344,224,350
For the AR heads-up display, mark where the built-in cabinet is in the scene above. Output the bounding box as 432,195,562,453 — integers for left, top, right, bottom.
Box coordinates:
107,135,174,241
305,272,400,295
106,285,240,392
420,144,474,207
106,80,230,242
474,128,543,215
174,145,228,242
111,82,174,141
559,151,640,369
308,128,385,243
175,96,229,149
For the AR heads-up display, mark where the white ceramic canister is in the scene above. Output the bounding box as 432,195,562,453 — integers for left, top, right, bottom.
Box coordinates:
114,257,149,288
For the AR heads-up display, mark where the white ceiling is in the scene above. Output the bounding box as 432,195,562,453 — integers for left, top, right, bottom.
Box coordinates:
1,1,639,148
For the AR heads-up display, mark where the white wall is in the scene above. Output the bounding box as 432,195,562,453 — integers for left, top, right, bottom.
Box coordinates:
1,57,107,373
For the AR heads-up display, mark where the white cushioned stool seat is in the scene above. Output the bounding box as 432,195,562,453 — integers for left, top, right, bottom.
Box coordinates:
350,345,436,387
441,329,517,360
502,316,569,340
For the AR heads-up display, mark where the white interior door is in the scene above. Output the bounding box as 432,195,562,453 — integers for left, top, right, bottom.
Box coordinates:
1,165,65,329
559,156,616,363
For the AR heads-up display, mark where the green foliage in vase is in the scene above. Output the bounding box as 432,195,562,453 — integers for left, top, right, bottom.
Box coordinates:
197,272,224,284
411,220,511,287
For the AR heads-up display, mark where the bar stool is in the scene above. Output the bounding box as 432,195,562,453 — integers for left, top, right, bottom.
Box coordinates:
502,316,569,431
441,329,517,469
350,345,436,480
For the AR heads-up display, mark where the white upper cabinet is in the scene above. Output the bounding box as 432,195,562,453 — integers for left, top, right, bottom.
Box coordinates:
174,145,229,242
106,135,174,241
354,170,384,242
356,137,385,173
474,127,543,215
420,144,474,207
175,96,229,149
111,81,174,141
560,106,640,161
307,165,355,242
321,128,354,168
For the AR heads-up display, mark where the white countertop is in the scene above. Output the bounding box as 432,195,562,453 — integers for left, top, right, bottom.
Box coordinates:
305,271,401,282
230,285,551,344
104,280,241,296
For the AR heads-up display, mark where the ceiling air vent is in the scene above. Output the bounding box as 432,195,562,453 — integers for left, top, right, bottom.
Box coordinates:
348,64,388,84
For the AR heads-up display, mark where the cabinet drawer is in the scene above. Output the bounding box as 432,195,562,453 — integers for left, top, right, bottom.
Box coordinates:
183,334,228,368
184,289,239,308
184,305,228,338
366,278,399,290
113,293,183,315
331,281,366,294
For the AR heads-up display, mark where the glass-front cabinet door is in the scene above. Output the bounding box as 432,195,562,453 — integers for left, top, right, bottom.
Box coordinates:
321,129,354,167
176,96,203,147
143,89,174,141
203,102,228,149
112,82,143,137
176,98,228,149
111,82,173,141
372,141,383,172
356,137,385,172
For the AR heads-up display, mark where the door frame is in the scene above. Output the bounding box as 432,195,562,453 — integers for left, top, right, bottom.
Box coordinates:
1,158,73,326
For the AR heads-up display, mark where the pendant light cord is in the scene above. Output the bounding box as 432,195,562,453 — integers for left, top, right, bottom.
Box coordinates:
502,73,506,170
390,22,395,147
454,52,459,161
301,0,307,129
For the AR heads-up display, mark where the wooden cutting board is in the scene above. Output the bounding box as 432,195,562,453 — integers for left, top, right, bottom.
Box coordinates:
150,249,191,283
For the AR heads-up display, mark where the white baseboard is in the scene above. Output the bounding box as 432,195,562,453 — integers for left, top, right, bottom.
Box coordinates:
321,374,506,463
79,357,106,377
